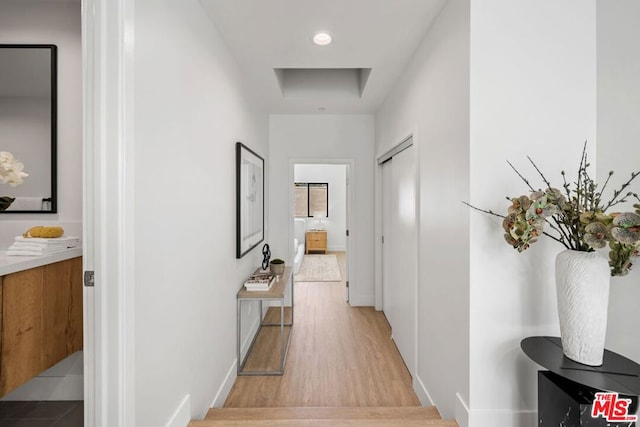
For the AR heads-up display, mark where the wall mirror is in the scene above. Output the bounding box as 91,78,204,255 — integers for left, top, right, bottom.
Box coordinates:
0,44,57,213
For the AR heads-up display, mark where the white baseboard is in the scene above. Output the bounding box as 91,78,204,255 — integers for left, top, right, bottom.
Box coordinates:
212,360,237,408
165,394,191,427
210,316,261,409
413,374,434,407
467,407,536,427
327,245,346,252
350,292,374,306
455,393,469,427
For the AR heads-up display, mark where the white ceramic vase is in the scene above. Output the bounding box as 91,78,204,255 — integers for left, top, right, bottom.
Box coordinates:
555,249,610,366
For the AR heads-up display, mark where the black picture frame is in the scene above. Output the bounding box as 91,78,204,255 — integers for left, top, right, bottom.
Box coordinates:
236,142,265,258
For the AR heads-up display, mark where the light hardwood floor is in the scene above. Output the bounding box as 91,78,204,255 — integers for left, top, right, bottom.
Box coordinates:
224,252,420,408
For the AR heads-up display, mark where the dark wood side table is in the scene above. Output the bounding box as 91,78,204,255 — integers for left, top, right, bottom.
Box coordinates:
521,336,640,426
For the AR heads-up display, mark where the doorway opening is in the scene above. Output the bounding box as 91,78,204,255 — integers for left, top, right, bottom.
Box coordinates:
0,2,86,425
291,162,352,303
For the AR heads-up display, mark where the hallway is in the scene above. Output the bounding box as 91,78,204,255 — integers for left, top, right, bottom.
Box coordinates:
224,253,419,408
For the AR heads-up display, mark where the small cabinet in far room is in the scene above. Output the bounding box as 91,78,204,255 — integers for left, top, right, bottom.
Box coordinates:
306,230,327,254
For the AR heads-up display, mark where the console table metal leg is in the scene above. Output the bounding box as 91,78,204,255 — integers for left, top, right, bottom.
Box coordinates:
280,302,285,372
236,298,241,375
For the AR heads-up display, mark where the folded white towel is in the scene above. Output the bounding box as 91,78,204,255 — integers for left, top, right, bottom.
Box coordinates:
5,197,43,211
6,247,72,256
9,242,77,250
14,235,80,244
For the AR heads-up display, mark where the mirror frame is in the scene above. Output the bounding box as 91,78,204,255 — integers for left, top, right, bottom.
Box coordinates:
0,44,57,213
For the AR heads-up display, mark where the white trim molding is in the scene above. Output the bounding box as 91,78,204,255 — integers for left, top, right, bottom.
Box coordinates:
166,395,191,427
467,408,536,427
455,393,469,427
413,374,435,407
455,389,536,427
82,0,136,425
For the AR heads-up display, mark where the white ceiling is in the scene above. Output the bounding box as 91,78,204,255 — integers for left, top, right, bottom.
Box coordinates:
200,0,446,114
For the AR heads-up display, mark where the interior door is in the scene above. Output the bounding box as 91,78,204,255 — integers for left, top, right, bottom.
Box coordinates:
381,143,417,376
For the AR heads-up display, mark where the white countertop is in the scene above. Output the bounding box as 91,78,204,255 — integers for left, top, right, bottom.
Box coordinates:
0,248,83,276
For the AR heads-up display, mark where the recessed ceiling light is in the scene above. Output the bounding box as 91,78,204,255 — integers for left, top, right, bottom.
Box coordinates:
318,107,326,111
313,32,332,46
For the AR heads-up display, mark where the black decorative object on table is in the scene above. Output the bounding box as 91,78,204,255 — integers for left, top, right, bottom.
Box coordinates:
261,243,271,271
522,336,640,426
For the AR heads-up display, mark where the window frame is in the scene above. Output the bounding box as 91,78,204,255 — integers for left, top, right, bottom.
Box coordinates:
294,182,329,218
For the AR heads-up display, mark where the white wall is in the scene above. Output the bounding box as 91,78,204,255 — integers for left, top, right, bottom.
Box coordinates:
597,0,640,363
469,1,596,426
0,1,82,245
269,115,375,305
294,164,347,251
375,0,469,421
134,0,268,425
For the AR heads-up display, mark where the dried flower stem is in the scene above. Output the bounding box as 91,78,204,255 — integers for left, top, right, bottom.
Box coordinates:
462,202,568,247
510,157,577,249
464,142,640,276
527,155,552,190
603,171,640,211
506,160,536,192
462,201,504,219
544,218,572,250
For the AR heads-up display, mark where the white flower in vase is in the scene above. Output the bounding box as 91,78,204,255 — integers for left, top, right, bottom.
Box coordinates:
0,151,29,211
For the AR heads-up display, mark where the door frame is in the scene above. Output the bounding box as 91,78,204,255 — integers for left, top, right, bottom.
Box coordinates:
288,159,355,304
82,0,136,425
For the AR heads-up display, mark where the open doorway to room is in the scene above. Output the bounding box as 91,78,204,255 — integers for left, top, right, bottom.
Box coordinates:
0,2,86,426
292,163,351,302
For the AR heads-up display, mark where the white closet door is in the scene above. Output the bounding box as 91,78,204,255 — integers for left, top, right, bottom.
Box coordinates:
381,143,417,376
382,160,392,316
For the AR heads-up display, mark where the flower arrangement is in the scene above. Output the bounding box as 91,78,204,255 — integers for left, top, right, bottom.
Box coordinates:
0,151,29,211
0,151,28,187
467,144,640,277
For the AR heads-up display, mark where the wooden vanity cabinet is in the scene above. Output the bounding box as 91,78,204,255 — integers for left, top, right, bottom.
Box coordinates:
0,257,82,397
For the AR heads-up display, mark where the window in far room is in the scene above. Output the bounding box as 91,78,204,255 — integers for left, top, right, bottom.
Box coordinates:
294,182,328,217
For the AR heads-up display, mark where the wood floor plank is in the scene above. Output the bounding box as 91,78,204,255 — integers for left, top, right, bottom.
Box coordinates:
241,325,292,373
206,406,442,420
224,252,419,408
192,420,458,426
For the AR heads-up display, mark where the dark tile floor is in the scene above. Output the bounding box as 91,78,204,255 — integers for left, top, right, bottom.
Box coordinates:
0,401,83,426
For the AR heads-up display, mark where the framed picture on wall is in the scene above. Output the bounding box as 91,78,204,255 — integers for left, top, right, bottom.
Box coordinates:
236,142,265,258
